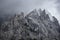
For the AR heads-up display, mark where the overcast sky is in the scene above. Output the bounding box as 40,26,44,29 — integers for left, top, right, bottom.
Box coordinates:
0,0,60,23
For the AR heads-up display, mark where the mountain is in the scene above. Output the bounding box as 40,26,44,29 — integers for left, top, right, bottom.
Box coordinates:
0,9,60,40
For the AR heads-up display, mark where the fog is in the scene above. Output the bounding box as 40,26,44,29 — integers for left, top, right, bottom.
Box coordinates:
0,0,60,23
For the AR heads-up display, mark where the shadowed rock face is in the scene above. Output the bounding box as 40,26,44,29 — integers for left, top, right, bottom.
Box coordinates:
0,9,60,40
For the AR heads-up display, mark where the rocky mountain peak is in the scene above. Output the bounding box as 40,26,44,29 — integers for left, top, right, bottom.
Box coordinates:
0,9,60,40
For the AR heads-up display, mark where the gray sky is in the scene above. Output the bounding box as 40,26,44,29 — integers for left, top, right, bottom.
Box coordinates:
0,0,60,23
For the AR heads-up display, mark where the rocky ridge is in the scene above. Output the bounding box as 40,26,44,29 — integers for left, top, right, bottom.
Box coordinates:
0,9,60,40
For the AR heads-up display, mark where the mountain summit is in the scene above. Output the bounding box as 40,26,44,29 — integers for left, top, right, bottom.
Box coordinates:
0,9,60,40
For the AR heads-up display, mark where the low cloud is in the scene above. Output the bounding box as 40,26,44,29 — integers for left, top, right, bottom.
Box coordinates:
0,0,60,23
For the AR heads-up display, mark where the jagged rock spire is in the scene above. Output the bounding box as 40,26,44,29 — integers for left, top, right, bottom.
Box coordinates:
53,16,59,26
38,8,42,16
27,9,38,16
40,9,46,16
26,9,39,19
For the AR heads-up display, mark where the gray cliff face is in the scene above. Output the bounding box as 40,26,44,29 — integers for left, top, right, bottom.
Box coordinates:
0,9,60,40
